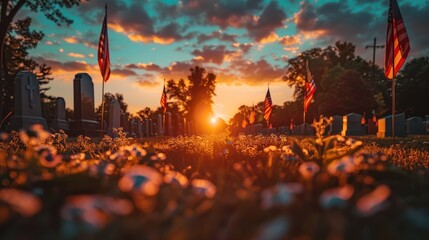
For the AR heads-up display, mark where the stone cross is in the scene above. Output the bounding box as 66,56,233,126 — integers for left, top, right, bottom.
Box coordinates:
8,71,46,130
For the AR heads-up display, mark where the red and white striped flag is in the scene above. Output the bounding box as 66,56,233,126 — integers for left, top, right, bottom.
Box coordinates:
98,5,111,82
304,61,316,113
384,0,410,79
264,88,273,125
160,84,167,113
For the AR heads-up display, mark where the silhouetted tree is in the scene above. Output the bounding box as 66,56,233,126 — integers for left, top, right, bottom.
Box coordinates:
0,0,82,120
397,57,429,116
167,66,216,134
95,93,128,127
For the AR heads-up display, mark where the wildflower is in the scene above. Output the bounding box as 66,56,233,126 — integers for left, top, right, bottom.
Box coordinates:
164,171,189,188
118,165,163,196
0,188,42,217
191,179,217,198
356,185,391,216
298,162,320,179
261,183,302,209
264,145,277,152
320,185,354,209
327,157,356,176
35,145,62,168
61,195,133,229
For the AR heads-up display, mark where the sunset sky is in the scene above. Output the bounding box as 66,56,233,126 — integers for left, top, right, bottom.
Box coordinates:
22,0,429,121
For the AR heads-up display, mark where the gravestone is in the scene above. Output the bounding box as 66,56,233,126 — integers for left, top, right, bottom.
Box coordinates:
341,113,363,136
277,126,287,134
406,117,425,135
149,119,154,136
330,115,342,135
377,113,406,138
144,119,150,137
69,73,99,135
425,115,429,121
368,115,378,135
51,97,68,131
295,123,314,135
107,99,121,136
8,71,47,130
121,113,130,133
254,124,263,134
157,114,163,136
137,119,143,138
165,112,172,136
425,121,429,134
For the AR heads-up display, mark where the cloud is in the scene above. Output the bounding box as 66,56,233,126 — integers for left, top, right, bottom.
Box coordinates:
230,58,285,85
191,45,238,65
62,32,98,49
246,1,287,42
111,69,137,77
125,63,163,72
197,30,237,44
67,52,86,59
77,0,192,44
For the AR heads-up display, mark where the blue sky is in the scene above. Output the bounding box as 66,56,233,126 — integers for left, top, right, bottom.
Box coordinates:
21,0,429,120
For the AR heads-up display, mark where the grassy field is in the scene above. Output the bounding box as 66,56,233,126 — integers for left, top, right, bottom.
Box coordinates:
1,124,429,240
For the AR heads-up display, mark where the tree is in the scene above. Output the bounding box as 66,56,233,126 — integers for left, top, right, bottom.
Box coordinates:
283,41,389,119
167,66,216,134
95,93,128,127
319,69,374,116
396,57,429,116
1,17,52,123
0,0,82,120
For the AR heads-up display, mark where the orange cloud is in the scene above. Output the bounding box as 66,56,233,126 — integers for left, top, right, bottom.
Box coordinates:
67,52,86,59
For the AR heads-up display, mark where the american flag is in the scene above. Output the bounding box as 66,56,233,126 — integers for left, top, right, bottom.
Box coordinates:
249,105,256,124
385,0,410,79
304,61,316,113
160,84,167,113
264,88,273,125
98,5,110,82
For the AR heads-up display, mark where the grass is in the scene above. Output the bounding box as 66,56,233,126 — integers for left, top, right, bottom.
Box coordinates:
0,123,429,240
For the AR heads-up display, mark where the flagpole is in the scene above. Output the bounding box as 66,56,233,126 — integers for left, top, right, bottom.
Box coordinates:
392,39,396,144
100,4,107,133
101,79,105,132
162,79,166,136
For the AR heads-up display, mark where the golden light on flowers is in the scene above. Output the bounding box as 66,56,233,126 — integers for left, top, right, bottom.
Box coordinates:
192,179,217,198
118,165,163,196
164,171,189,188
0,188,42,217
298,161,320,179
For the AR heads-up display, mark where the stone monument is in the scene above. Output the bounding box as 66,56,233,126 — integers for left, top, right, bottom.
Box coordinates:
50,97,69,131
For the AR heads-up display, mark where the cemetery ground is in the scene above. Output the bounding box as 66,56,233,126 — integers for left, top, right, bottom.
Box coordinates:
1,124,429,240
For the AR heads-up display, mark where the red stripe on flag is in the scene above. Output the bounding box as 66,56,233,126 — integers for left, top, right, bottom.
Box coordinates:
98,7,111,82
384,0,410,79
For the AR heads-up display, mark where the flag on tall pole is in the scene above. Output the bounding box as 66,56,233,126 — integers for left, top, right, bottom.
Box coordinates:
98,5,111,82
160,80,167,113
98,5,110,131
304,61,316,113
264,86,273,126
384,0,410,79
385,0,410,143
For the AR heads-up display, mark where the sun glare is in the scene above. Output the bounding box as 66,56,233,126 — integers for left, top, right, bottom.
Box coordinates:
210,117,217,124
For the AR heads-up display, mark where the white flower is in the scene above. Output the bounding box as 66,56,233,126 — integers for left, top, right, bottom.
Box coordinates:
118,165,162,196
192,179,217,198
320,185,354,209
356,185,391,216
